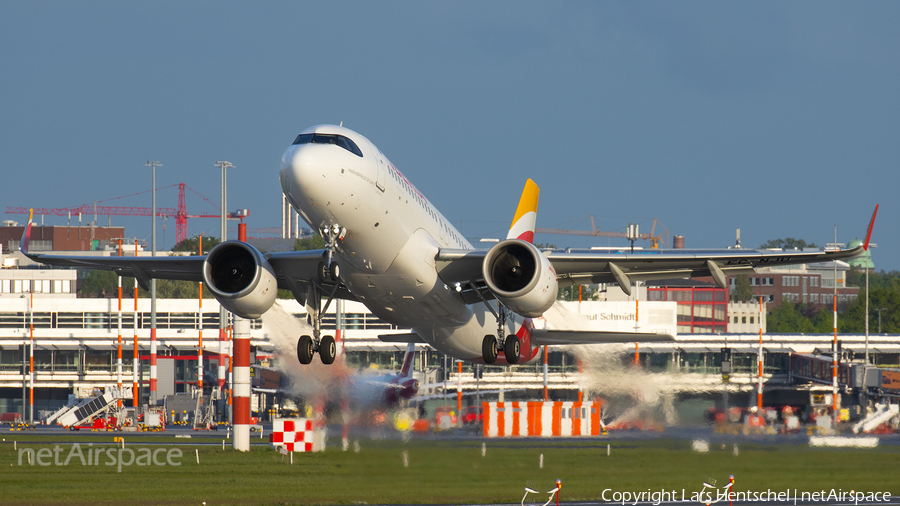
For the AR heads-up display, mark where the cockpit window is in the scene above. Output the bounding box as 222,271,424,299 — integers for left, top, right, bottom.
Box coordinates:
292,133,363,157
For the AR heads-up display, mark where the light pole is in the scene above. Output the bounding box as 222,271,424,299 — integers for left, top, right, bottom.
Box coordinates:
826,229,843,424
146,161,162,405
874,308,887,335
863,243,877,364
214,161,233,422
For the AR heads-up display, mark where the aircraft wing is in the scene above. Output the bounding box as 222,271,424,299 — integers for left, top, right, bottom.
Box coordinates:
18,210,351,299
531,329,674,346
436,205,876,297
22,251,206,288
436,244,867,298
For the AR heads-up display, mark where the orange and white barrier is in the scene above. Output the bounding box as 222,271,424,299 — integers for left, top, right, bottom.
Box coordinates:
270,418,315,452
482,401,605,437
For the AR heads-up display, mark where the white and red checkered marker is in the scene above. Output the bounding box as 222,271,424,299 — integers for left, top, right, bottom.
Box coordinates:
270,418,314,452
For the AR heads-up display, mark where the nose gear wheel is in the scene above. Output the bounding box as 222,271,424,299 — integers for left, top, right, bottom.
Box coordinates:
296,243,343,365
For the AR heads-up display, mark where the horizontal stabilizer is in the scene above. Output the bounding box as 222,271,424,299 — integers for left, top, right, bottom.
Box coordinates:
377,333,425,344
531,329,674,346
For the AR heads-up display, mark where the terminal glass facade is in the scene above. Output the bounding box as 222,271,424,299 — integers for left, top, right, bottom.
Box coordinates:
648,286,727,334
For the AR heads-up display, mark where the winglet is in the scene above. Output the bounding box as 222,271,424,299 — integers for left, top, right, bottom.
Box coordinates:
507,179,540,243
20,209,34,255
863,204,878,251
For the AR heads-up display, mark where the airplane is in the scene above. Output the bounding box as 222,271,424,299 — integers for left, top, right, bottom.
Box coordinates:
351,343,420,407
20,124,878,367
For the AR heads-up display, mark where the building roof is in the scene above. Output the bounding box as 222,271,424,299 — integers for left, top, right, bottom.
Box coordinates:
646,279,719,288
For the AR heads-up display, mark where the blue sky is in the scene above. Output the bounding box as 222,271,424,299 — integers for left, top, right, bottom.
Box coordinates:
2,2,897,269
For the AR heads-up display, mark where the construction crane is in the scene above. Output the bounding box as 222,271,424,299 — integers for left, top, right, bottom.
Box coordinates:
5,183,243,245
536,216,670,249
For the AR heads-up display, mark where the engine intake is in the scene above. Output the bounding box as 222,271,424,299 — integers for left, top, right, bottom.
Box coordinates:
203,241,277,319
482,239,558,318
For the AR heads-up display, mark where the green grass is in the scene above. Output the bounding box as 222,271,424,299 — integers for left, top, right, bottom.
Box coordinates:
0,435,897,505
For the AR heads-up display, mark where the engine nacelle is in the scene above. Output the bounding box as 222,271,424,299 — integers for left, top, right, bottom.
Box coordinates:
203,241,277,319
482,239,558,318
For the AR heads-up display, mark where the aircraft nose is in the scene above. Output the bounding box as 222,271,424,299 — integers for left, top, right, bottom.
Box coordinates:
281,144,332,198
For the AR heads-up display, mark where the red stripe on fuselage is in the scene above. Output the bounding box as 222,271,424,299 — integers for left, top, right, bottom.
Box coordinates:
496,318,540,363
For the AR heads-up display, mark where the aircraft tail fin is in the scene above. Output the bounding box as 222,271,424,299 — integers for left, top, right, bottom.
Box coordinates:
20,209,34,255
399,342,416,378
506,179,540,243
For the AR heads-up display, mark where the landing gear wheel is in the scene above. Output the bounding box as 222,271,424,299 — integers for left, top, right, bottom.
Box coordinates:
317,262,328,284
329,262,340,282
504,335,520,364
319,335,336,364
482,335,498,364
297,335,314,365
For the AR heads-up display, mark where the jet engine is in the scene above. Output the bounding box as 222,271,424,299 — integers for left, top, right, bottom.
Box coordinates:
482,239,558,318
203,241,277,319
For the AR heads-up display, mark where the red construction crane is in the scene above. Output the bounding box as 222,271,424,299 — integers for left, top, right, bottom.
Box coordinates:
5,183,242,244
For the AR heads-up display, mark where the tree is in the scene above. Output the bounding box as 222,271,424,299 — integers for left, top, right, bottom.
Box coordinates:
294,235,326,251
759,238,818,250
846,269,900,290
837,281,900,334
172,236,220,254
731,274,753,302
767,302,816,333
80,270,135,297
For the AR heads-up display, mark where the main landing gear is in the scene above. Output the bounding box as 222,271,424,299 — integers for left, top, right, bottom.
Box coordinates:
481,304,520,365
296,223,345,366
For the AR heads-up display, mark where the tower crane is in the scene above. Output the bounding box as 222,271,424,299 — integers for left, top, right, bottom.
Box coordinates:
5,183,244,244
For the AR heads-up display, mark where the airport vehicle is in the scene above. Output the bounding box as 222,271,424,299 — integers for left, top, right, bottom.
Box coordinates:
20,125,876,367
462,405,484,425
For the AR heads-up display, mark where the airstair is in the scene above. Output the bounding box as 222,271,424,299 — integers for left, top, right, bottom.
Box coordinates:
852,403,899,434
55,391,119,428
44,394,80,425
193,388,218,430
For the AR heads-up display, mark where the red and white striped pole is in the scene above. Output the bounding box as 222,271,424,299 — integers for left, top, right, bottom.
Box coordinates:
634,299,640,366
133,238,139,408
229,324,234,414
117,239,123,408
29,291,34,425
833,294,839,420
456,359,462,425
150,321,157,403
757,295,764,410
232,316,250,451
218,325,227,396
198,236,204,404
542,345,548,401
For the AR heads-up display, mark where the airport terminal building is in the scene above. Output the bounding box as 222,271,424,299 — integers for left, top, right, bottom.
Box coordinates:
1,262,898,424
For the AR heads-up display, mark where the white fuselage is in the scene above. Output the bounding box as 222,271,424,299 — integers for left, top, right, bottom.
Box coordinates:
279,125,539,363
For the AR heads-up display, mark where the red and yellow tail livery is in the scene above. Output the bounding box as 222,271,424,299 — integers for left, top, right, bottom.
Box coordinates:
506,178,539,243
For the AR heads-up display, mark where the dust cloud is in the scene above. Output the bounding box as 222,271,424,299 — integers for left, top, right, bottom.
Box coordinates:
542,302,678,427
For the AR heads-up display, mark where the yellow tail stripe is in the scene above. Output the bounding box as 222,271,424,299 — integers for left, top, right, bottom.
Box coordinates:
510,179,540,229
